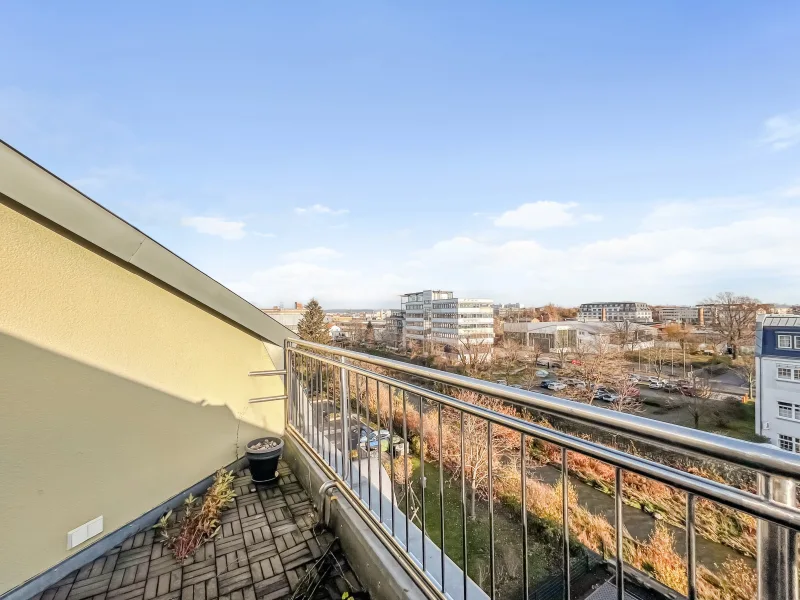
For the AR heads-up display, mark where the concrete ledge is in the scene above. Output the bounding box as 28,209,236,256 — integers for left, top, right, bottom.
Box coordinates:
1,458,247,600
283,434,429,600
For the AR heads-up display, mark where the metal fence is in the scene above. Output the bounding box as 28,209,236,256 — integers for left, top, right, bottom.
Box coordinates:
259,339,800,600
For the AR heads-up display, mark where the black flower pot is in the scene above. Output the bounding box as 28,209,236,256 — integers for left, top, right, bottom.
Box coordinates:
246,436,284,484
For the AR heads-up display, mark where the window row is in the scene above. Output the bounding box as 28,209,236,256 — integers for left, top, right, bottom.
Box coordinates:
777,363,800,382
779,434,800,453
777,334,800,351
778,402,800,420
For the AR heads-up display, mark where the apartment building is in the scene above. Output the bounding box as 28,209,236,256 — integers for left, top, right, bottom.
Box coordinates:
261,302,305,332
578,301,652,323
755,315,800,450
401,290,494,351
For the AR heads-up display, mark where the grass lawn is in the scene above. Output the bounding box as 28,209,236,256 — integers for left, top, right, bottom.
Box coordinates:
396,457,560,598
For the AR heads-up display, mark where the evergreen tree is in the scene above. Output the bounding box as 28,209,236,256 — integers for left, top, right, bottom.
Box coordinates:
297,298,329,344
366,320,375,343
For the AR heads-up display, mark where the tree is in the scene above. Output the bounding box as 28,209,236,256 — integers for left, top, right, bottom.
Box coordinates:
455,337,493,375
702,292,764,359
684,374,713,428
734,354,756,399
365,320,375,344
297,298,329,344
441,392,519,518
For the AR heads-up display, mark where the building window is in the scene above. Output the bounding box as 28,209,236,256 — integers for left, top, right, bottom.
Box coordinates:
778,334,793,349
780,435,794,451
779,402,794,419
777,365,800,382
796,335,800,350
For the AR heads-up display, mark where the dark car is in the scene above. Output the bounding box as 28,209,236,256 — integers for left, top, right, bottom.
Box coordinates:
541,380,557,388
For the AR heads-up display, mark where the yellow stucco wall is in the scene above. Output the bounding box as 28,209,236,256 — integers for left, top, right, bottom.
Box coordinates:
0,200,285,593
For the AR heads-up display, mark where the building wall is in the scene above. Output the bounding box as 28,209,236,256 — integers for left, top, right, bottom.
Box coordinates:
757,357,800,448
0,201,284,593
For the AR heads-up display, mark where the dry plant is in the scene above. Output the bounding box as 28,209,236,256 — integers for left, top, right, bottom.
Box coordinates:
154,469,236,562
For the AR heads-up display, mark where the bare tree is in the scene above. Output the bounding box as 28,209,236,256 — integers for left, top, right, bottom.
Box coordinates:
441,392,519,518
643,343,672,379
734,354,756,399
610,320,637,351
455,336,493,375
684,374,713,428
702,292,764,359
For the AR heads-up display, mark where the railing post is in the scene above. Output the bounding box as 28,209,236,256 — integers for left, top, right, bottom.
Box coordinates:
758,474,798,600
339,359,350,481
284,340,292,428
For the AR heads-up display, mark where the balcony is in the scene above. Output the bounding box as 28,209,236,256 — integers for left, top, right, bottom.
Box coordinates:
3,142,800,600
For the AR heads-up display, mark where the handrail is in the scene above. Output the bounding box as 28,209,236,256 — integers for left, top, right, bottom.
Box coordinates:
288,338,800,479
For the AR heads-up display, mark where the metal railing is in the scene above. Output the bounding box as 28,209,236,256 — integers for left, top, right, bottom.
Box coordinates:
280,339,800,600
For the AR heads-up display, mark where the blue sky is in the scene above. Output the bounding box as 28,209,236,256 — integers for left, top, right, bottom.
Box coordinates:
2,2,800,308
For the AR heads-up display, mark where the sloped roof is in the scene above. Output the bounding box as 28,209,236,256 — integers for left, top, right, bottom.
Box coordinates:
0,140,295,346
762,315,800,327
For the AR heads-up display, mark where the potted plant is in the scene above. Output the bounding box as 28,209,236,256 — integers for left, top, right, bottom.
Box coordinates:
246,436,284,484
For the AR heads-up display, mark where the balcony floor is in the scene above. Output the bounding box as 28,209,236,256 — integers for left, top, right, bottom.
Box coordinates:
34,462,363,600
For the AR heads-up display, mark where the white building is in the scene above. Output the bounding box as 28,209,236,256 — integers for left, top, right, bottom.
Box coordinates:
578,301,652,323
653,305,714,325
504,320,657,353
401,290,494,352
755,315,800,450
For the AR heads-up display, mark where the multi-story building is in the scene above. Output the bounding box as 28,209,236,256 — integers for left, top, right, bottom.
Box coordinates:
755,315,800,450
578,301,652,323
385,309,405,349
261,302,305,333
401,290,494,352
651,305,714,325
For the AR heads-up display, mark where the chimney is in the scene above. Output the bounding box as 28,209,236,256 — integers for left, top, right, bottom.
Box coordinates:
601,307,607,322
698,307,705,327
295,302,303,310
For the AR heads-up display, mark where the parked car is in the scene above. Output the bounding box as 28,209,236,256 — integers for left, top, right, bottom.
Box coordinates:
595,393,618,403
535,369,549,378
570,359,582,365
541,380,557,388
625,387,640,398
359,429,391,451
547,382,567,391
495,379,507,386
510,383,523,389
680,386,696,397
648,381,663,389
536,358,550,367
663,383,680,393
628,374,641,382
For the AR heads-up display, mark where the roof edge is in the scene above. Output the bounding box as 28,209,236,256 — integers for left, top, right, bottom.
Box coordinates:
0,139,295,346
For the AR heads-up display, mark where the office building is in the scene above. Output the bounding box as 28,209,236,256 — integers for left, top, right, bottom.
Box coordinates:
652,305,715,325
261,302,305,333
401,290,494,351
504,321,656,352
755,315,800,450
578,302,652,323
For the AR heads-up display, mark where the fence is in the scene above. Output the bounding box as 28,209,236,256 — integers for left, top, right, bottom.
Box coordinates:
262,338,800,600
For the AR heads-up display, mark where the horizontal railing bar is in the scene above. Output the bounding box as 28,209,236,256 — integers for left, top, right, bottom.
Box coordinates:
248,395,288,404
289,345,800,530
249,369,286,376
289,339,800,480
286,425,447,600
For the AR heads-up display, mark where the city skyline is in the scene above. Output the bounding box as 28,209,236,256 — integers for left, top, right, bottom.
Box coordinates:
2,2,800,307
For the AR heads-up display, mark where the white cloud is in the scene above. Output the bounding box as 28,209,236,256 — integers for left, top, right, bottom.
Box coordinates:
295,204,348,216
281,247,342,262
761,111,800,150
180,216,246,240
493,201,590,230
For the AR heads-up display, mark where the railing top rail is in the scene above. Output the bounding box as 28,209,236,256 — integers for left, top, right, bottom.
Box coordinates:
288,338,800,480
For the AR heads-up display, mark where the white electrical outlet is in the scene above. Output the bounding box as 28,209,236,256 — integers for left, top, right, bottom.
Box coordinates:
67,516,103,549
